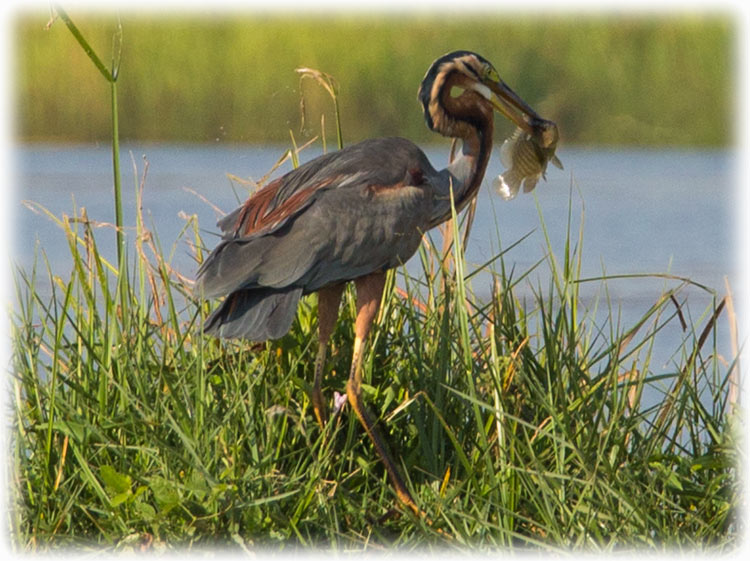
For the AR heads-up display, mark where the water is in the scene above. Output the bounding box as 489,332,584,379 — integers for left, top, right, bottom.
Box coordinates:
12,143,739,380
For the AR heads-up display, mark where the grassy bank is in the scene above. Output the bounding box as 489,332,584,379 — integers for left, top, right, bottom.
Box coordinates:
16,11,733,146
10,12,741,552
10,170,741,551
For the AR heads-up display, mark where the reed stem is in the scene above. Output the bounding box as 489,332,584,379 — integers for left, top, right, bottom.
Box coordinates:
55,4,125,272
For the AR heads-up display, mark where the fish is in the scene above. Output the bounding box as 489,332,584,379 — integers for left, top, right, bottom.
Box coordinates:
493,118,563,201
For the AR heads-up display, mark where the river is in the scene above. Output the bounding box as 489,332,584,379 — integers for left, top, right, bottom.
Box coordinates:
12,142,740,380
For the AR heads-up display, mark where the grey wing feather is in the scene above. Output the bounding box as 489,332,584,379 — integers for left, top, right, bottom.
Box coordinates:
203,287,303,340
196,219,321,298
216,206,243,235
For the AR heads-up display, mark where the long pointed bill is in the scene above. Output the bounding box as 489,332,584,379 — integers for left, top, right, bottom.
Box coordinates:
488,80,540,134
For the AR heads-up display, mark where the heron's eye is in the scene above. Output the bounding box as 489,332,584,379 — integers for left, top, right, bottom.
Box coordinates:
484,66,500,83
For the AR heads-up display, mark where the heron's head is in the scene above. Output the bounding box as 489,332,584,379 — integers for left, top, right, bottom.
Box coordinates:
418,50,540,139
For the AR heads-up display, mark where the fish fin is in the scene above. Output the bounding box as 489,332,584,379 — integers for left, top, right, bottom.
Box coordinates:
493,171,521,201
522,175,541,193
551,155,564,170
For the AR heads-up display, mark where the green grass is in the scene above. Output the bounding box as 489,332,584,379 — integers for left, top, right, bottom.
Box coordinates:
9,12,741,552
10,172,741,552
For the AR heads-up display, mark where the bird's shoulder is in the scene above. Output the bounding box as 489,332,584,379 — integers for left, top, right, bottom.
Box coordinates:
218,137,436,238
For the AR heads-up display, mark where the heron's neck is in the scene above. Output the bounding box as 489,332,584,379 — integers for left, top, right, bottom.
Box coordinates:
430,128,492,227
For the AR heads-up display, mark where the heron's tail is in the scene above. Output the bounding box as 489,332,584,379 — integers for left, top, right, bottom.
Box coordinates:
203,286,303,341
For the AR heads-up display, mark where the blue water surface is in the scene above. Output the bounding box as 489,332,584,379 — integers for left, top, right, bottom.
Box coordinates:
13,143,739,391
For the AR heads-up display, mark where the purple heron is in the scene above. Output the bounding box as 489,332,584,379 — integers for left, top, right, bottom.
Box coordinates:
197,51,544,516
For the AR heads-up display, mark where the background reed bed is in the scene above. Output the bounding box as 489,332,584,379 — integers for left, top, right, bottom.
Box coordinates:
15,12,733,147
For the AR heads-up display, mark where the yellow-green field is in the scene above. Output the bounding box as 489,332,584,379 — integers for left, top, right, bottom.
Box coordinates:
15,12,733,146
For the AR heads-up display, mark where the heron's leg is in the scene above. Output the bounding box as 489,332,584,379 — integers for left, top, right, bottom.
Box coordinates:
347,272,419,516
313,284,345,428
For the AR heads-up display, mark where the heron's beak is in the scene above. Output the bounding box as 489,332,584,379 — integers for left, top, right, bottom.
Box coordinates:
487,80,539,134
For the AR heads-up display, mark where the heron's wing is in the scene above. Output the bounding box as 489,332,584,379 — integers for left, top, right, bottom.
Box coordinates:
216,138,433,239
197,137,436,298
216,174,334,240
